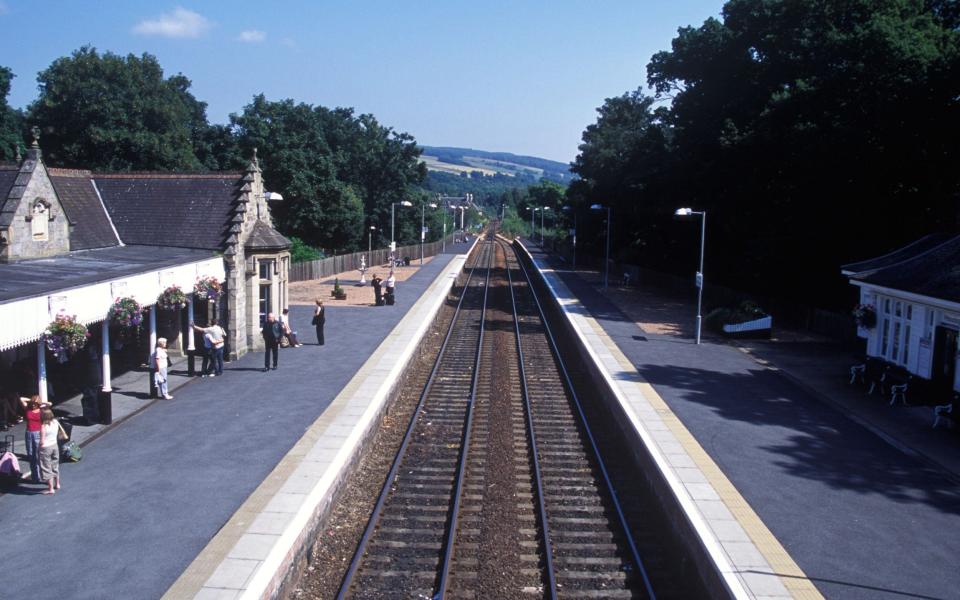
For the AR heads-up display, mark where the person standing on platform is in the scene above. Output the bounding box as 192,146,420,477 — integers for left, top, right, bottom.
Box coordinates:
192,320,226,376
372,274,383,306
80,344,100,424
154,338,173,399
20,395,45,482
38,408,60,495
262,313,282,371
312,299,326,345
385,271,397,305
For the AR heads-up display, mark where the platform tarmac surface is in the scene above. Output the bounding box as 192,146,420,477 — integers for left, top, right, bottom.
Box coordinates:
526,243,960,600
0,244,467,600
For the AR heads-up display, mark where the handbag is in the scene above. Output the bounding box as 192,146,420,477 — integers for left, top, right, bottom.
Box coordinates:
311,314,318,326
56,420,69,442
61,440,83,463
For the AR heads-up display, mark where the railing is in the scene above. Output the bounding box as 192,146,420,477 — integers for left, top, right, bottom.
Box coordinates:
289,236,456,282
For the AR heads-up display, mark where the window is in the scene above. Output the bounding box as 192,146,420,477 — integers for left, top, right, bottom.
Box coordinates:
259,260,272,280
892,322,901,362
877,295,914,367
881,319,890,356
903,325,911,364
259,284,271,325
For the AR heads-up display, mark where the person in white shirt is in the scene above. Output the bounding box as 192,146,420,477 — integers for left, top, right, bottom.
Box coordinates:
38,408,61,495
192,320,226,376
154,338,173,399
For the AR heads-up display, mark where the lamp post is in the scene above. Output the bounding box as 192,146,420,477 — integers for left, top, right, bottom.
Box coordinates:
540,206,550,246
391,200,413,264
590,204,611,290
675,208,707,345
421,202,437,265
527,207,538,243
562,205,576,270
367,225,377,275
457,206,466,241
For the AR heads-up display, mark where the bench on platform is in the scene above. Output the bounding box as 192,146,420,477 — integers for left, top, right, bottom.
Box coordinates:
933,394,959,429
850,357,886,394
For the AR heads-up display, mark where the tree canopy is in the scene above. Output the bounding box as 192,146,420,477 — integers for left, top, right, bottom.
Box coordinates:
29,46,208,170
228,95,426,253
0,66,23,161
570,0,960,308
2,48,430,254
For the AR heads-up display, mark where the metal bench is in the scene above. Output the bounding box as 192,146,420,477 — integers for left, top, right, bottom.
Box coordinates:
933,395,959,429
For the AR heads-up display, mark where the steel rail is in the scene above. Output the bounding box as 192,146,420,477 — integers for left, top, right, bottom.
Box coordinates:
336,242,491,600
437,239,493,597
501,239,558,599
514,243,657,599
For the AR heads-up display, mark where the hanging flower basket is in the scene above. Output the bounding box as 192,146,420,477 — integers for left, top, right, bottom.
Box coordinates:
109,296,144,328
194,276,223,301
157,285,188,311
43,313,90,359
852,303,877,329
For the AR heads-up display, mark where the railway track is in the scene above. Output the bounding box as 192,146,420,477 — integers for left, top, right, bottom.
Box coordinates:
336,233,656,599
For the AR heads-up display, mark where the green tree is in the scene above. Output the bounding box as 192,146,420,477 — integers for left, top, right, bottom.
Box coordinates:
28,46,207,170
574,0,960,308
228,95,425,251
0,67,24,160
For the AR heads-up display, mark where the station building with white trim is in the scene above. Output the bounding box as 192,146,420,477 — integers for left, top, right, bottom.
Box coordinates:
843,234,960,394
0,137,290,404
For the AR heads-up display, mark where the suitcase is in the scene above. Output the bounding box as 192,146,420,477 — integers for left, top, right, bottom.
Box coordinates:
0,434,20,480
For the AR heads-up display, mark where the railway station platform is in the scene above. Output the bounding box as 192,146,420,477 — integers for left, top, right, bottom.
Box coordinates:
521,240,960,600
0,240,475,600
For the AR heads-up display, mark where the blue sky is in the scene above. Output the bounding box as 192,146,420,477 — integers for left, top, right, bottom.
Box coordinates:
0,1,723,164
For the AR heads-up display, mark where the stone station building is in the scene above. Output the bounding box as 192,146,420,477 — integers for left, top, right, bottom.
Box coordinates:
0,135,290,408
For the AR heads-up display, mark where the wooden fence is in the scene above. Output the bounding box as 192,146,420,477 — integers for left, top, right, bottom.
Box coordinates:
289,237,455,282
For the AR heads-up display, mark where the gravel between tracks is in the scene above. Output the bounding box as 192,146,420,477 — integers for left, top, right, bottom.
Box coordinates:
291,289,457,599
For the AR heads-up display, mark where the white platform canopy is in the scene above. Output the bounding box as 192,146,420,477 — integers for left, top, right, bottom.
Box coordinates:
0,245,224,352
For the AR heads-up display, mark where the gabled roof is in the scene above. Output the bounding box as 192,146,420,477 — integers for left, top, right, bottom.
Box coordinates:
841,233,953,275
851,235,960,303
0,158,37,229
245,219,292,252
48,168,120,251
94,173,242,251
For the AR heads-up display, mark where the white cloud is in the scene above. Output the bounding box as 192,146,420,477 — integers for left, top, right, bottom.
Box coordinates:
237,30,266,43
133,7,210,38
280,37,296,48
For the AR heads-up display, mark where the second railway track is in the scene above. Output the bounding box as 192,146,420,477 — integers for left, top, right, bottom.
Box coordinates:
334,231,663,599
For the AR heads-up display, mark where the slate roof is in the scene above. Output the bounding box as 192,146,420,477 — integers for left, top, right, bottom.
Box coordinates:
245,219,292,251
94,173,242,250
0,159,36,229
0,245,216,303
841,233,953,275
0,164,18,202
48,168,120,251
851,234,960,304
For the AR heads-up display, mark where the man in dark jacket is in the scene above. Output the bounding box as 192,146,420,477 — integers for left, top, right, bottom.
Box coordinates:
371,274,383,306
261,313,283,371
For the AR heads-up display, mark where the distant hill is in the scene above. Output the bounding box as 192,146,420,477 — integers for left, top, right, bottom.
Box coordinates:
419,146,572,184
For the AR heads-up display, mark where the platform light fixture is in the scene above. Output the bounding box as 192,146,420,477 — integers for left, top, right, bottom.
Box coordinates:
675,207,707,345
421,202,437,265
590,204,611,290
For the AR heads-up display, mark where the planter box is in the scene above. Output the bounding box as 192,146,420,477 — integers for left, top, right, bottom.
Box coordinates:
722,316,772,338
